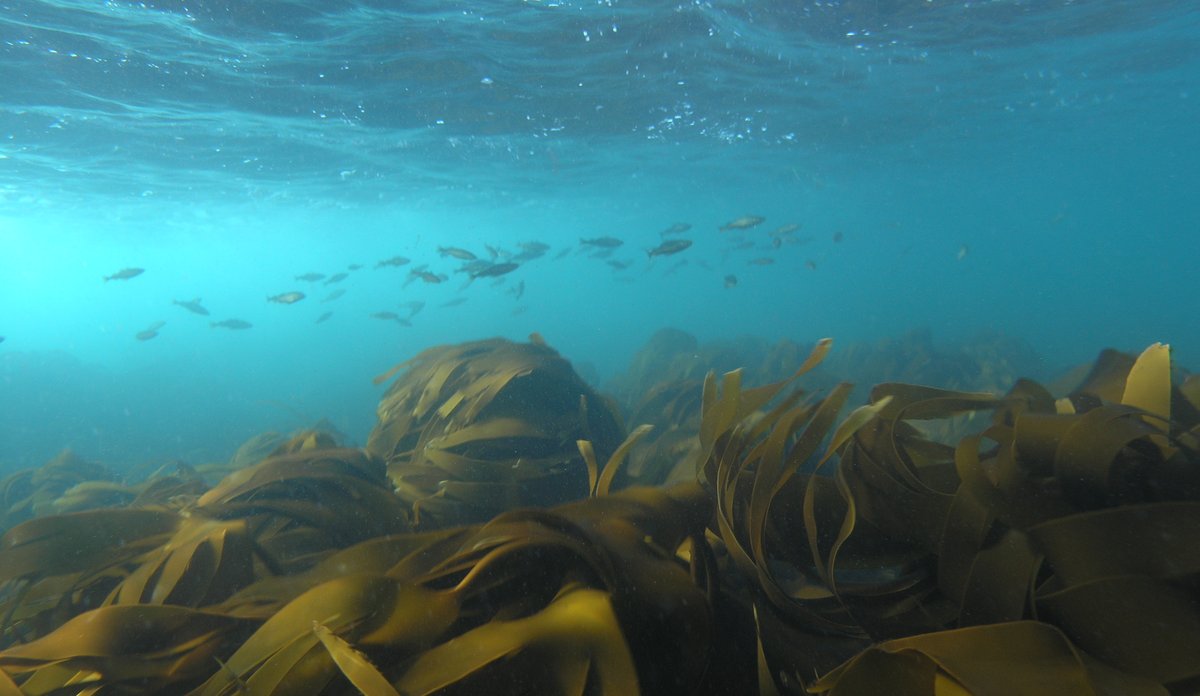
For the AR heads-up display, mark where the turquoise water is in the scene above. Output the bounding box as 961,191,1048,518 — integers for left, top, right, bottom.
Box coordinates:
2,0,1198,468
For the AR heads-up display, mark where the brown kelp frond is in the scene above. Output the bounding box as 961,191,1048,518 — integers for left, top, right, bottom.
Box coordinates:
807,621,1167,696
1,338,1197,695
0,507,184,646
187,484,713,696
0,605,256,694
712,342,1200,693
366,337,623,527
0,450,117,533
197,448,411,573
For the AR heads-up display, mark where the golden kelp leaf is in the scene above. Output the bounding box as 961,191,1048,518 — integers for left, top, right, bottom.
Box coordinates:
108,517,254,608
579,440,599,496
1118,340,1176,448
425,418,548,452
1027,502,1200,586
594,424,655,496
50,481,135,514
801,393,890,590
1037,574,1200,685
0,605,254,693
197,575,456,695
1121,342,1171,422
0,668,20,696
312,622,402,696
809,621,1164,696
394,586,640,696
0,508,180,582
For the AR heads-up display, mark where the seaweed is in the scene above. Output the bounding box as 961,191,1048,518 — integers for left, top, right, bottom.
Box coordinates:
0,337,1195,695
367,337,624,528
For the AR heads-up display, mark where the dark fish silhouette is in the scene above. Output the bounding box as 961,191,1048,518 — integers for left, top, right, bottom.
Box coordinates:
471,262,519,278
399,301,425,317
172,298,210,316
661,223,692,236
322,288,346,303
371,311,412,326
135,321,165,341
408,270,445,285
315,311,333,324
324,272,349,285
211,319,253,330
724,274,738,289
295,272,325,282
375,256,411,268
581,236,623,248
648,240,692,258
104,267,143,282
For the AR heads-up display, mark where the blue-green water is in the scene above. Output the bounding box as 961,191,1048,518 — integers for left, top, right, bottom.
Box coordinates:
2,0,1198,469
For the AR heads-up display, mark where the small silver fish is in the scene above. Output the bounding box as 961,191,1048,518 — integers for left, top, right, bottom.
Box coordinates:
211,319,253,330
471,262,519,278
375,256,411,268
315,311,333,324
661,222,692,236
268,291,306,304
718,216,765,232
438,246,477,261
324,272,349,285
295,272,325,282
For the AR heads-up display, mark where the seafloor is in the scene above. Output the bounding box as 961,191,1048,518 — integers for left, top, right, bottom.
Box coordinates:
0,330,1195,695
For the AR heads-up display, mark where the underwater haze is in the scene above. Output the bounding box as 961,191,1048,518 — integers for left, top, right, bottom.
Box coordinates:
2,0,1198,470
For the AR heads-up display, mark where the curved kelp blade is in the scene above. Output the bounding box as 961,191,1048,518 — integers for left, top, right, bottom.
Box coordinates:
393,587,639,696
809,621,1165,696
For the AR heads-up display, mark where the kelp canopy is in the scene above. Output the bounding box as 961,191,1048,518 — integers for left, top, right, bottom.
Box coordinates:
0,336,1196,695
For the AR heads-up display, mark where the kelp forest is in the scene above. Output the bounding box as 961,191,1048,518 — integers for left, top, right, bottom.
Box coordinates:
0,331,1197,695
